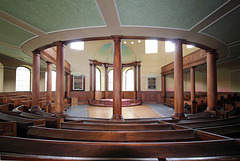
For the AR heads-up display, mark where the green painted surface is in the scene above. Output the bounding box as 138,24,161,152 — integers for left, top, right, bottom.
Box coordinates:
0,44,47,68
115,0,227,29
0,0,105,33
202,7,240,44
230,44,240,57
0,19,35,47
95,43,135,63
0,44,32,63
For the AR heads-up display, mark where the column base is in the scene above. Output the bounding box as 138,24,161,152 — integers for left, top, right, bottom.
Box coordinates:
171,112,185,119
55,112,67,118
111,114,124,121
204,107,217,116
30,106,41,113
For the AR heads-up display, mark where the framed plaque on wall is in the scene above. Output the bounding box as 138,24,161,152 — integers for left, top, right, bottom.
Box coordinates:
71,75,85,91
147,77,157,90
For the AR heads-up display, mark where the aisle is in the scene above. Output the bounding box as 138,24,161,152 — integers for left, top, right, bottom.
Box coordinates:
66,103,174,119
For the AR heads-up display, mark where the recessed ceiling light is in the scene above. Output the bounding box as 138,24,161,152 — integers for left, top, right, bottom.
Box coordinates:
131,41,134,44
138,40,141,43
123,41,127,44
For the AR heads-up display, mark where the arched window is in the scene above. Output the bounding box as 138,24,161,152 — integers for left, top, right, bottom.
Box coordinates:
16,66,31,91
0,63,4,92
125,69,134,91
45,71,56,91
108,69,113,91
96,68,101,91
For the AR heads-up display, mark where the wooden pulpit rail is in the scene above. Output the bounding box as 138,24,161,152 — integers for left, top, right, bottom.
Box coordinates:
28,126,196,142
0,136,239,158
72,120,162,124
163,117,214,124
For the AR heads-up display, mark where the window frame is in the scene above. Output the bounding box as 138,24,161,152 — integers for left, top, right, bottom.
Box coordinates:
125,68,134,91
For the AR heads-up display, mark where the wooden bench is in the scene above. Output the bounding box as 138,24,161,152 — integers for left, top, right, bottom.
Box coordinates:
70,119,163,124
0,111,45,136
61,122,185,131
0,121,17,136
0,135,239,158
197,123,240,138
178,117,240,129
28,126,196,142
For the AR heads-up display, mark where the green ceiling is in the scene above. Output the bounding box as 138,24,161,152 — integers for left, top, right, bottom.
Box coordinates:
201,7,240,44
0,19,35,47
0,44,32,64
115,0,227,30
0,0,105,33
95,43,136,63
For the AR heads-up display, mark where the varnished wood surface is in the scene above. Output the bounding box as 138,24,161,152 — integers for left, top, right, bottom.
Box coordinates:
28,126,196,142
0,136,239,158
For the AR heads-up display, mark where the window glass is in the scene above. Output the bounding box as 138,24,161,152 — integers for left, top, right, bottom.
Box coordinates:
165,41,175,52
108,70,113,91
45,71,56,91
145,40,158,54
70,41,84,50
96,68,101,91
125,69,134,91
16,67,30,91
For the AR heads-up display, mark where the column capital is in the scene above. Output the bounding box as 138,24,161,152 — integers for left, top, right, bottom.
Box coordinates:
55,41,65,47
111,35,123,42
104,63,109,68
46,61,52,64
171,39,185,44
32,50,41,55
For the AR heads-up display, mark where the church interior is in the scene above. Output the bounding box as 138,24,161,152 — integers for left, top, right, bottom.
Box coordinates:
0,0,240,160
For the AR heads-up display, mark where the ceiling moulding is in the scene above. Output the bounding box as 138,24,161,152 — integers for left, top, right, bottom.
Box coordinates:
40,47,71,74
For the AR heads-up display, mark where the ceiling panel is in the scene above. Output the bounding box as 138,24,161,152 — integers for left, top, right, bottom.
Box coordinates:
0,44,33,64
0,19,35,47
115,0,227,30
201,7,240,44
0,0,105,33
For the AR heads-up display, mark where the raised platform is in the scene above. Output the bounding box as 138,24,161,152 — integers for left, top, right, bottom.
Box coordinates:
89,99,142,107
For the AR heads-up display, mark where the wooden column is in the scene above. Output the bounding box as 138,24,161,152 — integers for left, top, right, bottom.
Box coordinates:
190,67,196,114
173,40,185,118
46,61,52,112
55,41,65,116
31,51,41,112
93,64,96,100
105,63,108,98
66,73,71,99
138,63,141,91
89,62,93,91
111,36,123,121
207,51,217,111
134,64,137,99
161,74,166,103
137,62,141,99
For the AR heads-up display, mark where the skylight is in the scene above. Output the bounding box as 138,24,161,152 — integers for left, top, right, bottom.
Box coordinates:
70,41,84,50
165,41,175,52
187,44,195,48
145,40,158,54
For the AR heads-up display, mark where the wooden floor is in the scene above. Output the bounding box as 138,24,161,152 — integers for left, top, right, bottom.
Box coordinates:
86,105,164,119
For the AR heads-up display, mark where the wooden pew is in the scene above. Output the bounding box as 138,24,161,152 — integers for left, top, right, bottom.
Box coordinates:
72,119,162,124
28,126,196,142
197,123,240,138
0,135,239,158
61,122,185,131
0,111,45,136
0,103,14,111
177,117,240,129
0,121,17,136
163,117,214,124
